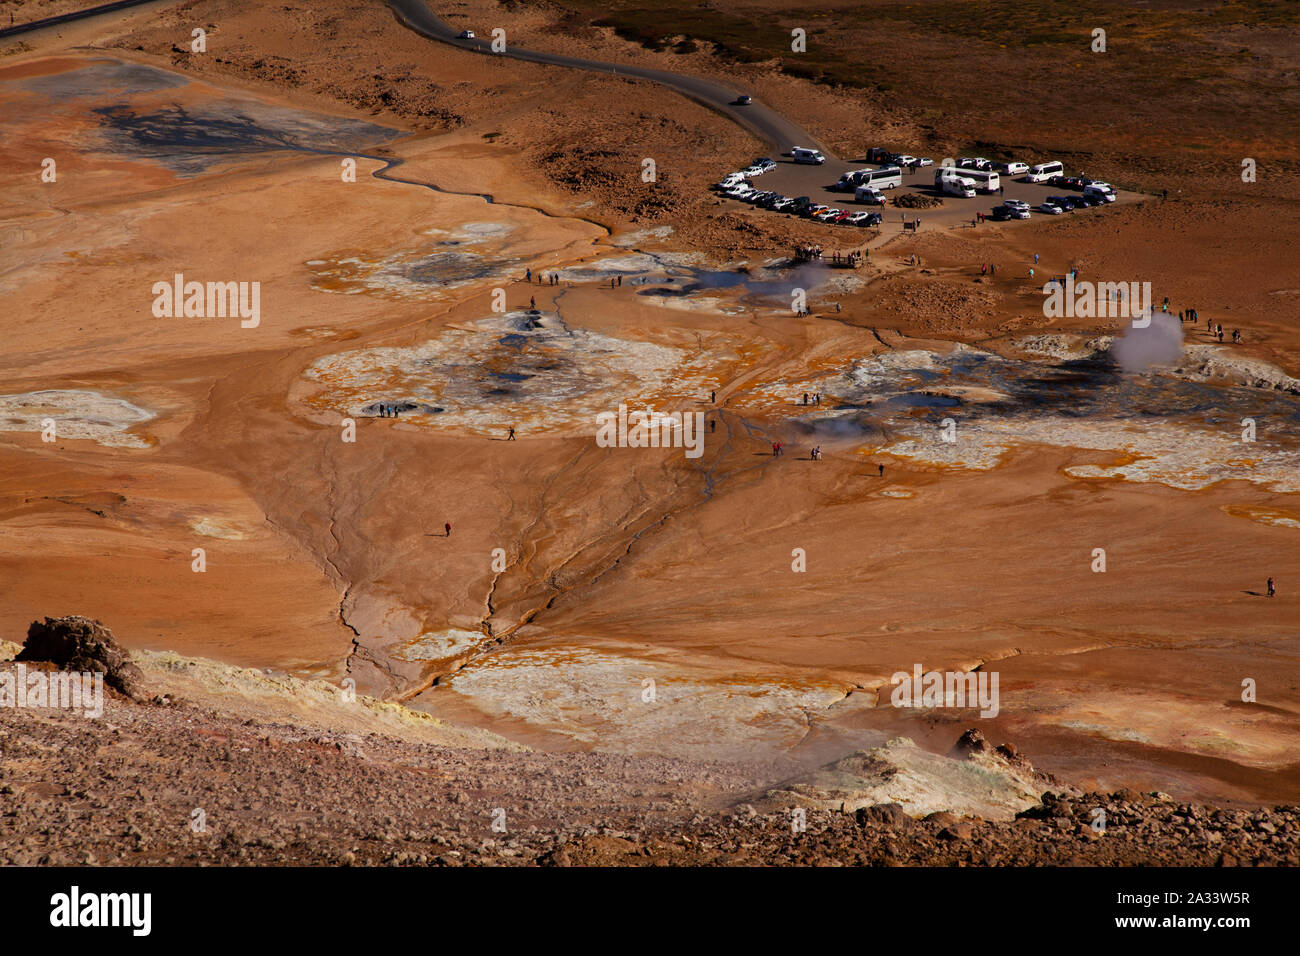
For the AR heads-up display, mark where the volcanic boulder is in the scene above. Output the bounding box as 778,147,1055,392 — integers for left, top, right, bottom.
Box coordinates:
17,616,146,700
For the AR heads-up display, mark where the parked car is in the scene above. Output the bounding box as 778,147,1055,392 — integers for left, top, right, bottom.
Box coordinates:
1039,201,1065,215
790,196,812,212
846,211,872,225
856,188,886,206
917,157,934,167
802,203,828,218
996,161,1029,176
1004,198,1031,211
893,155,920,169
814,208,842,221
831,210,854,223
753,157,777,171
990,205,1013,222
1046,195,1076,210
866,147,892,163
773,198,796,211
959,157,991,170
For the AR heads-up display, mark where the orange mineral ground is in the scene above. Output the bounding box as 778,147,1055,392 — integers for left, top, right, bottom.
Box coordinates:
3,1,1298,810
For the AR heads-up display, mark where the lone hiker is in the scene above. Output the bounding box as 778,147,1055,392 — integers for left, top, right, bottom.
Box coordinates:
507,426,516,441
878,463,884,477
530,296,536,309
1267,577,1275,598
526,268,532,282
445,522,452,537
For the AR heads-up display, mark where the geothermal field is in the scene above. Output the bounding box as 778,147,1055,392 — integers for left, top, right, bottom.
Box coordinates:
1,0,1298,906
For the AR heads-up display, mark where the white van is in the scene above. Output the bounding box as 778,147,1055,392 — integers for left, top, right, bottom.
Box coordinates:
792,147,826,165
1083,182,1117,203
1026,160,1063,183
854,184,886,204
941,176,977,198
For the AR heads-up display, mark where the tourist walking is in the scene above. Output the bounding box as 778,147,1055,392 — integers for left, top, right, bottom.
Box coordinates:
445,522,452,537
1267,577,1275,597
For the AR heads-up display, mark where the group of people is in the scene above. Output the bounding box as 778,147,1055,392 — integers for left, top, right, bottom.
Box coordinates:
907,254,923,266
1171,305,1241,343
524,268,562,286
801,392,822,405
376,404,403,418
830,250,866,266
794,244,824,261
980,263,998,276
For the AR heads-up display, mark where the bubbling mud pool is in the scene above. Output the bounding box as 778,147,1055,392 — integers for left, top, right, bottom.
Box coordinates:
300,310,751,435
775,344,1300,494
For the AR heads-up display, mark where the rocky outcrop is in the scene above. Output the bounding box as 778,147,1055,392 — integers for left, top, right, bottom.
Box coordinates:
17,616,146,700
756,732,1062,821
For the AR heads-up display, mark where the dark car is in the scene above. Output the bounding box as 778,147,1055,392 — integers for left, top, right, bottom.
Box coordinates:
790,196,812,212
860,212,883,226
990,205,1014,221
1046,195,1076,210
866,147,892,163
1073,193,1103,207
1059,176,1087,190
1060,195,1090,210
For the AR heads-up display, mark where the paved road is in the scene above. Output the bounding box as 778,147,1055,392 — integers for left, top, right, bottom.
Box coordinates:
386,0,830,157
0,0,166,39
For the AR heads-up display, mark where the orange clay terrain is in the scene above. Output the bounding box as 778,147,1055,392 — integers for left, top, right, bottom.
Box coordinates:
2,0,1298,817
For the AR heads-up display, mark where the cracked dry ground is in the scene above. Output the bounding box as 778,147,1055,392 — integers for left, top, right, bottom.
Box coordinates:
3,694,1296,867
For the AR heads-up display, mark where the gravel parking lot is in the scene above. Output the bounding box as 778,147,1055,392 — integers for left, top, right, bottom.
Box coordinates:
721,155,1144,243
